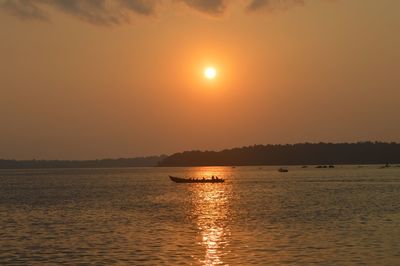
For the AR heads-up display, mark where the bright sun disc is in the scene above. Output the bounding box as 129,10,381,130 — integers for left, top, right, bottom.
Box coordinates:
204,67,217,80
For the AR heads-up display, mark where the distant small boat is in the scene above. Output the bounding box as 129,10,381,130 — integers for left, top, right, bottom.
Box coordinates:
278,168,288,173
379,163,391,169
169,176,224,183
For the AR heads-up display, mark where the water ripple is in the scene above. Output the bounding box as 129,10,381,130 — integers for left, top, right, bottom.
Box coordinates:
0,166,399,264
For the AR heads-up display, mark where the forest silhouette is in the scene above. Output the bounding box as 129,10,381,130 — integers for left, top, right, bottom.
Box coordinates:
1,142,399,169
158,142,400,167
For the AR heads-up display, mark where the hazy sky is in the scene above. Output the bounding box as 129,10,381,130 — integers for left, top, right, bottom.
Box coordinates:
1,0,399,159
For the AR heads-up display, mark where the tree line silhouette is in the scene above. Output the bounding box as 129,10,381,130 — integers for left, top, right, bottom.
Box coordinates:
0,156,166,169
1,142,399,169
158,142,400,167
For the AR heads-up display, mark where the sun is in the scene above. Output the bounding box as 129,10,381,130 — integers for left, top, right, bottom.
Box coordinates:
204,67,217,80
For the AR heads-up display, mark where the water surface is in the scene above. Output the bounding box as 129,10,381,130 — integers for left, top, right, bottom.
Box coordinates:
1,166,399,265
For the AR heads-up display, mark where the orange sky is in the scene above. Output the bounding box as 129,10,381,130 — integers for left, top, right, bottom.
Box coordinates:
0,0,399,159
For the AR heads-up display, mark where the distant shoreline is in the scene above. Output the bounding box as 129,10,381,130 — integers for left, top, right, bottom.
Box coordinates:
0,164,399,170
1,142,399,169
159,142,400,167
0,156,166,170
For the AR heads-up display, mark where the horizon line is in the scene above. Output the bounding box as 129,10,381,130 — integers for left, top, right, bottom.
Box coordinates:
1,141,399,161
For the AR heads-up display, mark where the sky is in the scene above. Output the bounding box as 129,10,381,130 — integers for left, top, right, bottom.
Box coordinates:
0,0,399,160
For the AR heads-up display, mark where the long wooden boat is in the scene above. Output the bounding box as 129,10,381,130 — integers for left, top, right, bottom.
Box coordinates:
169,175,224,183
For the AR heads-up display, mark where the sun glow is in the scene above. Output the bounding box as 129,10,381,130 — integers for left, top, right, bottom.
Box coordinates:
204,67,217,80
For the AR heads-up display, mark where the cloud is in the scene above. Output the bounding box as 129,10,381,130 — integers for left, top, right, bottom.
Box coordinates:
120,0,159,15
246,0,305,12
47,0,127,25
1,0,49,21
180,0,227,15
0,0,160,25
0,0,331,25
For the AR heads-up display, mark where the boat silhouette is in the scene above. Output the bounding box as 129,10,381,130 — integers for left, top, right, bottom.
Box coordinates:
169,175,224,183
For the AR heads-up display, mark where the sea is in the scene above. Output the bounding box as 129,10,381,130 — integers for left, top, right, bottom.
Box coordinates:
0,166,399,265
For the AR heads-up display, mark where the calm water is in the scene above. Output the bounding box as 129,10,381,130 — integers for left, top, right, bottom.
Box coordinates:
1,166,400,265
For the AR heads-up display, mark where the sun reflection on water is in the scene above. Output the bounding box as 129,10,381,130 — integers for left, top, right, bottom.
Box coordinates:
188,167,232,265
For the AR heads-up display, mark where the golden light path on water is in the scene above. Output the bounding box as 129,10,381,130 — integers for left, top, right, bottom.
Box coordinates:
188,168,231,265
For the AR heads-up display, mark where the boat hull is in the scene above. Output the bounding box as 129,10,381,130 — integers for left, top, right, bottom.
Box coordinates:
169,176,224,183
